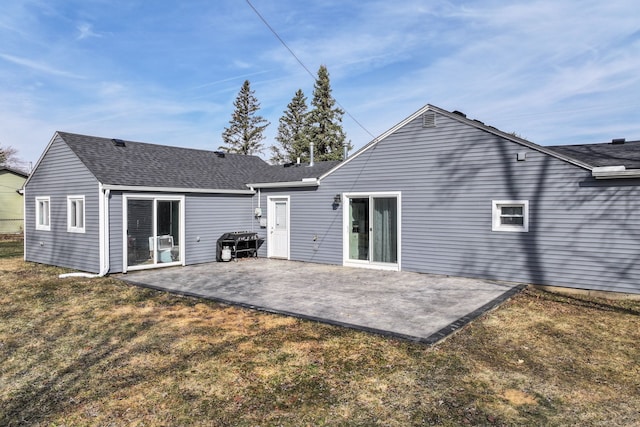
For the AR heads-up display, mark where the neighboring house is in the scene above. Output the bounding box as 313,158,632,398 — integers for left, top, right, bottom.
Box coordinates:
0,166,28,234
23,105,640,294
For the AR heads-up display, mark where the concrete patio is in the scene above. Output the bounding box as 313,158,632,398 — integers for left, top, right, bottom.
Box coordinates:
121,258,524,344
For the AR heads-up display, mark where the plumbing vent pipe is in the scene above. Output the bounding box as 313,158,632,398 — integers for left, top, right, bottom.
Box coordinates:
309,141,314,166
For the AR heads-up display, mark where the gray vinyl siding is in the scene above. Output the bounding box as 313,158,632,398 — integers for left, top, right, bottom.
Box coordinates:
24,136,101,273
184,194,256,265
257,187,343,263
267,113,640,294
108,192,123,273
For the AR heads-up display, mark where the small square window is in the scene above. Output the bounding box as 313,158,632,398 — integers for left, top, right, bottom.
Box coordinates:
67,196,85,233
492,200,529,232
36,197,50,231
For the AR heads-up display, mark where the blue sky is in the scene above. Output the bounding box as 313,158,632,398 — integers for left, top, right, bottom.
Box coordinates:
2,0,640,169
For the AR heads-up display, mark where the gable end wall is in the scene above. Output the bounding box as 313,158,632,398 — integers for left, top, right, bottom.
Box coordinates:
24,136,101,273
265,113,640,294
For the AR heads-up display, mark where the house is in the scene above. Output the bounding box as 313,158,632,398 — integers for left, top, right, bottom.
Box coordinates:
23,132,335,274
24,105,640,294
0,166,28,234
248,105,640,295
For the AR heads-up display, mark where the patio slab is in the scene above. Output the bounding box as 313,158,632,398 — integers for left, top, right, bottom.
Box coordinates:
121,259,524,344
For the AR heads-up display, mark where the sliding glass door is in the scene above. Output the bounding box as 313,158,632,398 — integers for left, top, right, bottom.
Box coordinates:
345,193,400,269
125,195,184,271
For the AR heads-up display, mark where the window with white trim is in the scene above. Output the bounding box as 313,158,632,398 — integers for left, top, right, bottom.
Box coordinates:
67,195,85,233
36,197,51,231
492,200,529,232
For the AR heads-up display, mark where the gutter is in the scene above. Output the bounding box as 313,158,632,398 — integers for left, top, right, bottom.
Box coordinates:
591,166,640,179
102,184,255,195
246,178,320,189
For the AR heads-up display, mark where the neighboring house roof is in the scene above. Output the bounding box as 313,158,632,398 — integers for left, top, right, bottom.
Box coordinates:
247,161,341,188
57,132,271,192
0,166,29,179
546,140,640,169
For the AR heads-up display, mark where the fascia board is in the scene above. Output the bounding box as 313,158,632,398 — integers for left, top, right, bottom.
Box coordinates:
428,105,595,171
318,104,434,181
103,184,255,194
23,131,60,188
245,179,319,189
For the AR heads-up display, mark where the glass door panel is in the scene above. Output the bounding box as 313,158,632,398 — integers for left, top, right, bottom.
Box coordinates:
349,198,369,260
127,199,153,267
372,197,398,263
156,200,180,264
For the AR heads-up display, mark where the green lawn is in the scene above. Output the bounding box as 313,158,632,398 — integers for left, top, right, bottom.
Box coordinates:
1,240,639,426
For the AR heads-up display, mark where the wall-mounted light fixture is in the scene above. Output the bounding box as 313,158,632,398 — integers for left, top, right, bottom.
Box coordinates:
333,194,341,205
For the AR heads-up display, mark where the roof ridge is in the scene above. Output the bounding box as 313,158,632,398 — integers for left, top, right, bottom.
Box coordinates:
57,131,262,160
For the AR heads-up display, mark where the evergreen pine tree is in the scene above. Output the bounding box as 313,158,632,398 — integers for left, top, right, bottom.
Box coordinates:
270,89,310,164
220,80,270,155
307,65,351,161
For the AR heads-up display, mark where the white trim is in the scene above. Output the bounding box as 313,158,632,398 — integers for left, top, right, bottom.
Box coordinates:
492,200,529,232
591,166,640,179
342,192,401,271
246,179,319,189
23,132,60,189
318,104,594,182
266,196,290,259
122,193,186,273
35,196,50,231
98,184,110,276
23,188,27,260
67,195,86,233
104,184,254,194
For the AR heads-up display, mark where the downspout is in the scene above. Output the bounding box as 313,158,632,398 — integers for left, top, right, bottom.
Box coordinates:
100,187,110,276
59,185,110,279
22,186,26,262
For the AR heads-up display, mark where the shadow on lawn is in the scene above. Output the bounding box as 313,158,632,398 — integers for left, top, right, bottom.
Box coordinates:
536,288,640,316
0,279,267,425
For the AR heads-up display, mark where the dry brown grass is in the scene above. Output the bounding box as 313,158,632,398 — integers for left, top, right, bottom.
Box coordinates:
1,240,639,426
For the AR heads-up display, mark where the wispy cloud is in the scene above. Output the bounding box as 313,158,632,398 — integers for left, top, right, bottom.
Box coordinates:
76,23,102,40
2,0,640,168
0,53,85,79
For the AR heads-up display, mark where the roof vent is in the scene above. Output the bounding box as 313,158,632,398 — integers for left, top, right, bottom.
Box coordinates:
452,110,467,118
213,151,226,158
111,138,126,147
422,112,437,128
612,138,626,145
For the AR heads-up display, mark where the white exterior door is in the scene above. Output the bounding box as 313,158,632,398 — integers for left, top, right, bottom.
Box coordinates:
267,196,290,259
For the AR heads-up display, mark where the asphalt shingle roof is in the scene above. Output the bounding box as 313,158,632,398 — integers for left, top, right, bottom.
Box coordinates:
547,140,640,169
58,132,339,190
251,161,341,183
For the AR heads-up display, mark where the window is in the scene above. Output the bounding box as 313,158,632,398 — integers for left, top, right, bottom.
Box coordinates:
67,196,85,233
36,197,50,231
492,200,529,232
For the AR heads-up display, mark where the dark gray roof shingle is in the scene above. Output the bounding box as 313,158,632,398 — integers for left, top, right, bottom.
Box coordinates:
250,161,341,183
0,166,29,178
58,132,341,190
59,132,270,190
547,140,640,169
